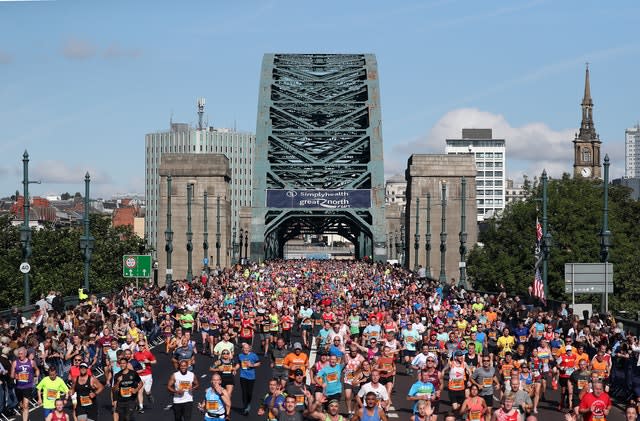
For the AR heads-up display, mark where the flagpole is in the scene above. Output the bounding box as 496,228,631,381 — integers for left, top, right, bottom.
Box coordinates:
541,170,550,303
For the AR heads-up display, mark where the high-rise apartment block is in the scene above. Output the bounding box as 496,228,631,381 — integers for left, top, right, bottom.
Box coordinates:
625,125,640,178
145,122,255,259
446,129,506,221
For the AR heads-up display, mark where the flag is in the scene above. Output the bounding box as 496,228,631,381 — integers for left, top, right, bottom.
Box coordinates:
535,217,542,259
533,215,546,304
533,267,546,304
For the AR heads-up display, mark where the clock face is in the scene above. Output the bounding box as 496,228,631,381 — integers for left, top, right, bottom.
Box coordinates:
581,167,592,177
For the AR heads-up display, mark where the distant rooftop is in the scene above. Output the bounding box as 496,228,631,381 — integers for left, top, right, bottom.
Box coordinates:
461,128,493,139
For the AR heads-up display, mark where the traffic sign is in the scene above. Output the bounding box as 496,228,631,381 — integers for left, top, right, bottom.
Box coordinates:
564,262,613,294
122,255,152,278
19,262,31,274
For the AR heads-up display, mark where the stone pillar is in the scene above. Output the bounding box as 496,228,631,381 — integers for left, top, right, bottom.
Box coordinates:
157,154,231,285
405,154,477,282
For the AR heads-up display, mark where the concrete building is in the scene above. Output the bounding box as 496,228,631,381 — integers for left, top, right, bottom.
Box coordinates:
505,179,527,204
625,125,640,178
612,177,640,200
145,121,255,260
385,174,407,207
446,129,505,221
404,154,477,285
157,154,232,284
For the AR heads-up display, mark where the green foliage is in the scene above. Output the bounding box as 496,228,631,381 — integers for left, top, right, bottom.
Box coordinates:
467,175,640,311
0,214,149,309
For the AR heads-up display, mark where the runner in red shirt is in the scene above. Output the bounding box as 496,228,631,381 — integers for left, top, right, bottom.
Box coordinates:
133,339,156,410
579,380,611,421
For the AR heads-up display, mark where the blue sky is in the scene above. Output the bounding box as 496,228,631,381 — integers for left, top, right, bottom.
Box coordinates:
1,0,638,198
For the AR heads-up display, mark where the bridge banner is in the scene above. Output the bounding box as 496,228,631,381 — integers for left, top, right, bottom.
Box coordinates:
266,189,371,209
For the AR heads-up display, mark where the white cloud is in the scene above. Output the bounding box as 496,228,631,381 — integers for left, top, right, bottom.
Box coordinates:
31,160,112,184
62,38,96,60
0,50,12,64
387,108,577,182
103,44,142,59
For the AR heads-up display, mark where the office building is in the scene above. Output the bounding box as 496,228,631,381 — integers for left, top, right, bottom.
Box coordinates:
446,129,506,221
145,119,255,260
625,125,640,178
385,174,407,207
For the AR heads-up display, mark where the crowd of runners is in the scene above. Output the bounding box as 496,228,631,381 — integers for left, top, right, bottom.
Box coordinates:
0,259,638,421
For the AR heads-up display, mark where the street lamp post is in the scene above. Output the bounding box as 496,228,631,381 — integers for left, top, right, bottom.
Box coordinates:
20,151,35,306
394,231,400,260
203,191,209,275
599,155,612,313
239,229,244,263
425,193,431,275
186,182,194,281
414,197,420,271
400,210,406,268
216,196,221,267
164,176,174,287
232,224,238,264
439,181,448,284
79,172,95,293
459,177,468,288
244,230,249,262
541,170,552,301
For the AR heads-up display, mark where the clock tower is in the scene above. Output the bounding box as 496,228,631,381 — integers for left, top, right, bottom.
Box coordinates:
573,64,602,179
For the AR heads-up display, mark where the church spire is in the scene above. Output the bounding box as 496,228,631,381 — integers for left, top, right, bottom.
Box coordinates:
578,63,597,140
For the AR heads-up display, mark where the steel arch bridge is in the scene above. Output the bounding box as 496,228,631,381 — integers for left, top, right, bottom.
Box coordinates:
250,53,387,262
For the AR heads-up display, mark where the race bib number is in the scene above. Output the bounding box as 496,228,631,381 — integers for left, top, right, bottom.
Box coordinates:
578,379,588,389
47,389,59,400
295,395,305,405
17,372,29,383
326,372,338,383
205,401,220,411
405,336,416,344
470,410,482,421
241,361,250,369
178,381,191,391
449,378,464,389
221,364,233,373
243,328,252,336
79,395,92,406
275,358,284,367
483,377,493,388
120,387,132,398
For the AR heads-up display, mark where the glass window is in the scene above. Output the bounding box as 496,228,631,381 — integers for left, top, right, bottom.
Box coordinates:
485,180,493,187
495,190,503,196
476,180,484,187
494,180,503,186
582,147,592,163
494,171,503,177
495,162,503,168
477,171,484,177
476,199,484,205
485,162,493,168
495,152,503,158
476,162,485,169
476,152,485,159
485,153,494,158
477,208,485,214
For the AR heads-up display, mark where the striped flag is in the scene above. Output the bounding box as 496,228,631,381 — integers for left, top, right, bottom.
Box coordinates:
533,215,546,304
533,267,546,304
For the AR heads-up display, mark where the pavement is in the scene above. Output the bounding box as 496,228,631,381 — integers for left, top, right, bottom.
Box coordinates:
18,336,627,421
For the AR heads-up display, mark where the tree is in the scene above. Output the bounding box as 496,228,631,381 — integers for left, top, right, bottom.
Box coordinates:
467,175,640,311
0,214,149,309
61,192,71,200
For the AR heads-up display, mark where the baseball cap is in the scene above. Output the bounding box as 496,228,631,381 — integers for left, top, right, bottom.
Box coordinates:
565,345,573,351
79,363,89,368
294,368,304,376
293,342,303,350
454,350,464,357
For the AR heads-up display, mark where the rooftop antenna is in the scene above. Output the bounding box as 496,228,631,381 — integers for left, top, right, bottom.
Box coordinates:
234,118,237,132
197,98,206,130
169,110,174,129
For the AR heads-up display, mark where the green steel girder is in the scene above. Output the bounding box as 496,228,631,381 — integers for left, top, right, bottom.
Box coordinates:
252,54,387,262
